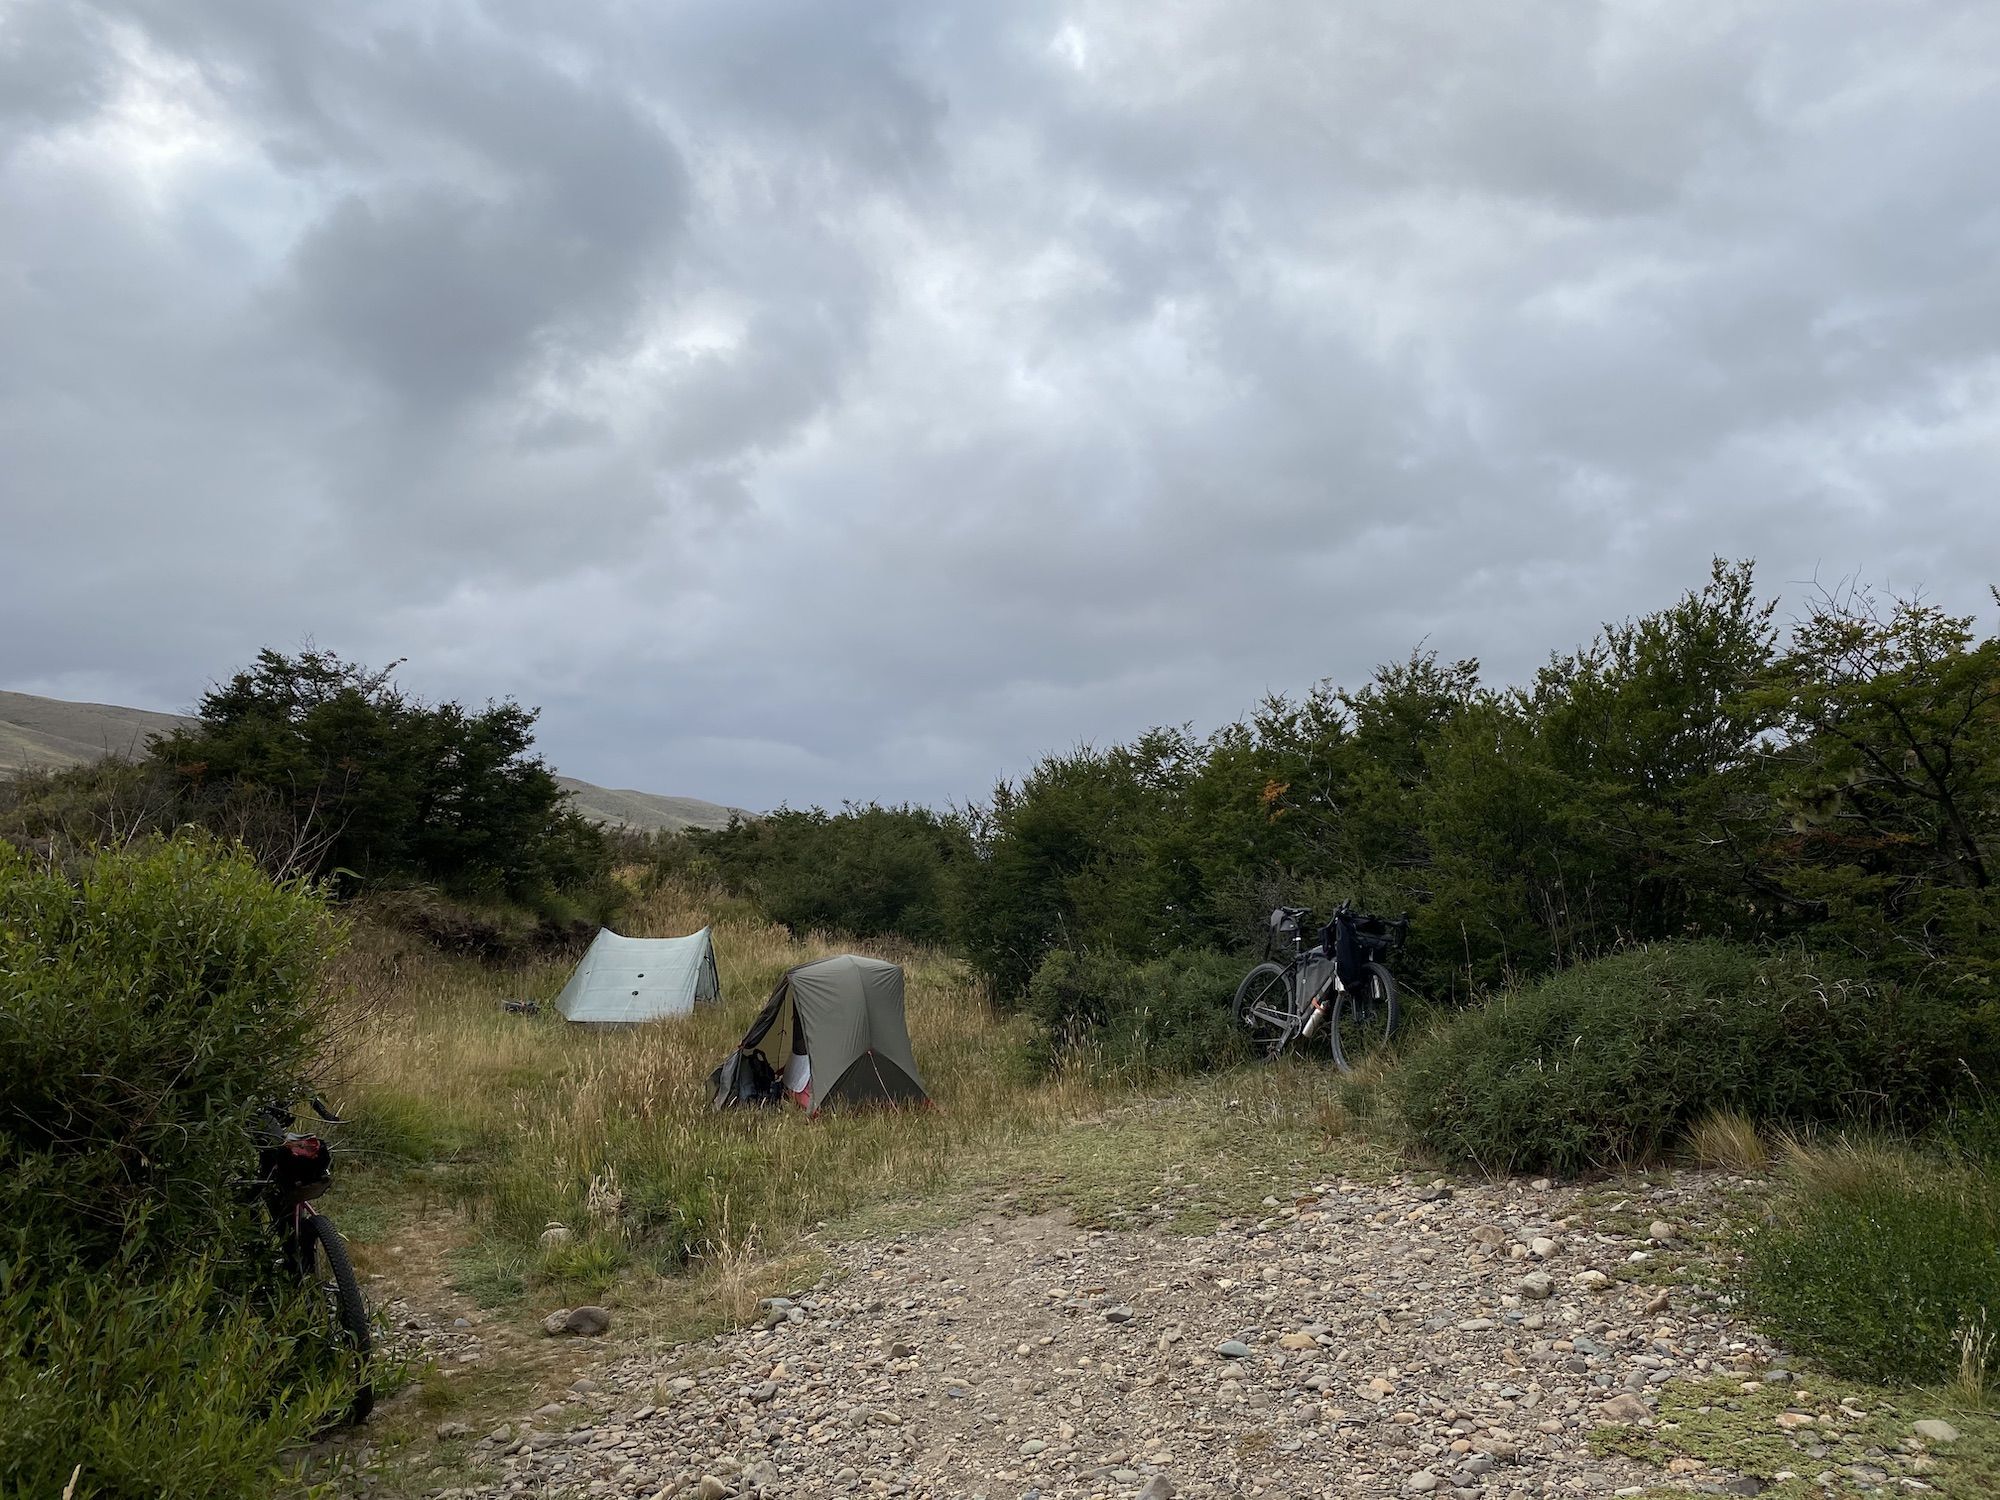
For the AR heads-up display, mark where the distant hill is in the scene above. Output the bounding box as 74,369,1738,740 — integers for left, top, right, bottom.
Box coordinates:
0,689,745,834
0,689,193,771
552,776,745,834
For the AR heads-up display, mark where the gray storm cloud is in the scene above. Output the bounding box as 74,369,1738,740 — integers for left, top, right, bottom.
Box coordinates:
2,0,1997,808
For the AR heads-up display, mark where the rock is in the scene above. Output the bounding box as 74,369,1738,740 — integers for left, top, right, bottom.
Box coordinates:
1531,1177,1554,1191
1519,1272,1554,1300
486,1424,511,1444
1575,1270,1611,1291
1136,1478,1174,1500
1216,1339,1252,1359
434,1420,470,1439
538,1222,572,1252
1599,1392,1650,1423
1913,1419,1960,1444
1644,1288,1671,1314
1529,1237,1557,1258
542,1309,571,1335
697,1477,734,1500
751,1380,778,1403
1415,1185,1452,1202
1021,1438,1048,1455
888,1340,918,1358
1278,1332,1316,1350
1407,1473,1441,1493
1647,1220,1677,1243
563,1305,612,1336
1470,1225,1506,1248
1104,1306,1136,1323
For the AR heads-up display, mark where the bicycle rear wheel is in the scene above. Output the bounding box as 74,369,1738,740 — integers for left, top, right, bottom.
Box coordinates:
302,1212,374,1425
1231,962,1298,1057
1328,962,1399,1075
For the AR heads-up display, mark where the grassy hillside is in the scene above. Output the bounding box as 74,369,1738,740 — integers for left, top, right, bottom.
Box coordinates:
0,689,191,771
551,776,744,834
0,689,743,833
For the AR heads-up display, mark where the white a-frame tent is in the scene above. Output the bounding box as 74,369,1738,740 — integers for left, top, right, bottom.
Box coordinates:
555,928,720,1023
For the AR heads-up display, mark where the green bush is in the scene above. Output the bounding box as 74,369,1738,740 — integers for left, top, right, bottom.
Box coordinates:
1394,941,1994,1175
1744,1148,2000,1385
0,836,341,1270
0,1259,352,1500
0,837,353,1497
1025,946,1248,1081
664,803,974,946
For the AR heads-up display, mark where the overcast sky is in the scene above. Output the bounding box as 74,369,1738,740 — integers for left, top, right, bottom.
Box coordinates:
4,1,1998,810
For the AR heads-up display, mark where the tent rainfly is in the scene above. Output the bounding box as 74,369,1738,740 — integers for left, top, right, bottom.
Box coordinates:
555,928,720,1023
709,954,929,1115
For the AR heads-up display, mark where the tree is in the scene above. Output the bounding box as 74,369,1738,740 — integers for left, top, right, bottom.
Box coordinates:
1755,585,2000,992
150,648,605,899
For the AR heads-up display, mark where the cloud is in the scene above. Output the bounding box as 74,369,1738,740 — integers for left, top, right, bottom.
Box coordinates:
3,0,1998,810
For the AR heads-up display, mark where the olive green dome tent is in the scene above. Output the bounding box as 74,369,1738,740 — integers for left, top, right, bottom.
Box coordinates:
709,955,928,1115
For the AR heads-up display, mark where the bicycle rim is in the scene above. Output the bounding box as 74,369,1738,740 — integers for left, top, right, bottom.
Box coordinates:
1233,964,1297,1056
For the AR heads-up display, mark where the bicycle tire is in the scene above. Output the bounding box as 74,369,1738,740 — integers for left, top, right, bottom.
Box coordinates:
1232,961,1297,1057
303,1212,374,1425
1328,961,1399,1075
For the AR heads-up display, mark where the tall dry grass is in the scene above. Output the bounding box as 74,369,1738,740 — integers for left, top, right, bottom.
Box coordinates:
329,881,1101,1295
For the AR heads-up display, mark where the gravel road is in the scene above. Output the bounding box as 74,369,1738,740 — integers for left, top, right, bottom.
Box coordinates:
416,1169,1792,1499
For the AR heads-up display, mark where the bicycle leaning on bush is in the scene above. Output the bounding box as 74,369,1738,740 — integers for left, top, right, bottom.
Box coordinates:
1231,902,1408,1072
249,1098,373,1425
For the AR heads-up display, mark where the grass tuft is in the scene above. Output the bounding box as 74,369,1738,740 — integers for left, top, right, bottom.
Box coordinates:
1686,1107,1771,1173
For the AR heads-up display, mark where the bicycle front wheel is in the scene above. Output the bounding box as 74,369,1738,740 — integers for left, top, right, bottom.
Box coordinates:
302,1212,374,1425
1232,962,1298,1058
1328,962,1399,1075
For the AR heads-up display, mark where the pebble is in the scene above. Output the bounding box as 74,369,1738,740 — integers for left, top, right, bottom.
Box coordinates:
1913,1419,1960,1443
1599,1392,1651,1422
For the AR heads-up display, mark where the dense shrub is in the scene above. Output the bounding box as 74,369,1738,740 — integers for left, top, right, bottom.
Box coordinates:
1024,946,1247,1080
1393,942,1995,1175
660,803,973,945
1744,1148,2000,1385
0,836,342,1269
0,1261,350,1500
0,837,353,1497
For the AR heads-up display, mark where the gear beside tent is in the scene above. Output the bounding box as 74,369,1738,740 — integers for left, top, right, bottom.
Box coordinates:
709,955,929,1115
555,928,720,1023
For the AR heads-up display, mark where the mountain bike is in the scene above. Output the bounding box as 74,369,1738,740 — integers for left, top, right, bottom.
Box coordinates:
1231,902,1407,1072
251,1098,373,1425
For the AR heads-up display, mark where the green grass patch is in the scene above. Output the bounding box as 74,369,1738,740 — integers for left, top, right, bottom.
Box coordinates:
1742,1143,2000,1386
834,1066,1394,1240
1591,1375,2000,1499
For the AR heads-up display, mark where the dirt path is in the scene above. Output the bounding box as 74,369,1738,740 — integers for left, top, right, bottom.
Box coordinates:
410,1169,1802,1499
